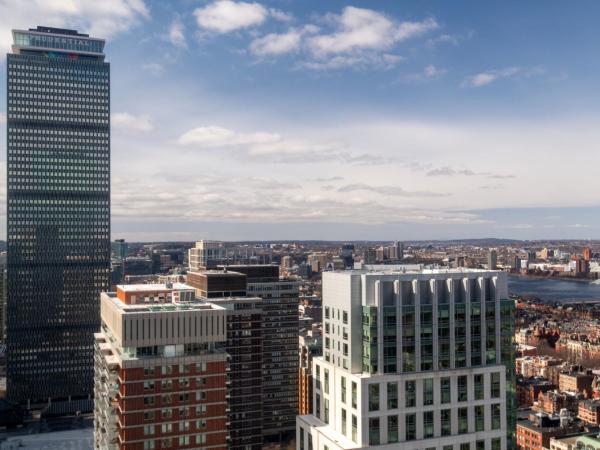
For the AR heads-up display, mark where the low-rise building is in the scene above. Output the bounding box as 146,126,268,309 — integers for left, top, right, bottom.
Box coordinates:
516,412,577,450
518,378,556,408
549,433,581,450
560,370,595,397
536,390,582,415
579,399,600,425
573,433,600,450
517,356,563,379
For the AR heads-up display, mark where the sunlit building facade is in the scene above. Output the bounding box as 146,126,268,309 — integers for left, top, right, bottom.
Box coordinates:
297,268,515,450
94,284,228,450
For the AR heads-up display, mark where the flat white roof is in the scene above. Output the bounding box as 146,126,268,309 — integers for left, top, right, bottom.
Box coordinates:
117,283,194,292
1,428,92,450
340,267,503,276
103,293,225,313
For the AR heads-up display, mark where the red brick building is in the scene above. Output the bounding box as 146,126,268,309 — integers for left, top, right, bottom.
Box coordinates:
516,413,577,450
578,399,600,425
94,284,228,450
536,390,582,415
517,378,555,408
559,370,594,396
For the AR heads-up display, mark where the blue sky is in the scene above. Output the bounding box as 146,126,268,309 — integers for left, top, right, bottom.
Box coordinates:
1,0,600,241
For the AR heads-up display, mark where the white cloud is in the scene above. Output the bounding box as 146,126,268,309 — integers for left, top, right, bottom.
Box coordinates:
497,223,534,230
464,67,519,87
250,28,304,56
0,112,5,124
398,64,446,83
191,4,436,70
110,170,479,227
463,66,545,87
0,0,149,56
300,52,402,71
337,183,448,198
426,30,474,48
177,125,394,165
194,1,268,34
109,112,600,237
269,8,293,22
424,64,444,77
249,25,319,57
425,166,514,179
395,18,439,41
142,62,165,75
427,33,460,46
168,17,186,48
307,7,437,56
248,6,436,70
112,112,154,132
179,126,280,147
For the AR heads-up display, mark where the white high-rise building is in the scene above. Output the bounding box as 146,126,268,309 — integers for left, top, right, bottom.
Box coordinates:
297,268,515,450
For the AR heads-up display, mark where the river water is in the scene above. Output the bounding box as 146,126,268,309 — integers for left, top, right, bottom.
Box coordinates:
508,275,600,303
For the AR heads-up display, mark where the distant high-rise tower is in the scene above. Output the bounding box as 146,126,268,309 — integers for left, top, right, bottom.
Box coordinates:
111,239,128,261
340,243,354,269
364,248,377,264
6,26,110,409
394,240,404,261
488,249,498,270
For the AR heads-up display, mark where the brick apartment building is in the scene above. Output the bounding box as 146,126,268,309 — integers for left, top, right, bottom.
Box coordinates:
536,390,582,415
187,270,265,450
559,370,594,396
187,262,299,442
518,378,556,408
94,284,228,450
579,399,600,425
516,413,577,450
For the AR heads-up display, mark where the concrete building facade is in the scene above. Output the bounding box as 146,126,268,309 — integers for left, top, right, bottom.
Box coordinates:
297,268,516,450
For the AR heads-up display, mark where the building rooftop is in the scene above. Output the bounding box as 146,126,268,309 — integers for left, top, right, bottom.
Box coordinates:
116,283,193,293
103,291,224,313
551,434,588,446
580,399,600,408
29,26,89,37
0,428,92,450
12,26,105,56
190,270,247,277
298,415,359,450
518,419,564,433
351,266,503,275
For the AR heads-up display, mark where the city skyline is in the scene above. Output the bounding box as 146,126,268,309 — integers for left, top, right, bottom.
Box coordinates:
2,1,600,241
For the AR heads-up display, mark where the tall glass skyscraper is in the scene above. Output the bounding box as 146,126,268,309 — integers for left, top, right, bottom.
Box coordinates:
6,26,110,410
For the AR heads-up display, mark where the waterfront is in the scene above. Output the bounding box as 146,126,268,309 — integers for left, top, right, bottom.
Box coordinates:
508,275,600,303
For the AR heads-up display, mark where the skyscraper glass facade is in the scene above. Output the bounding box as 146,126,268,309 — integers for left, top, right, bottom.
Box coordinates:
6,26,110,406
